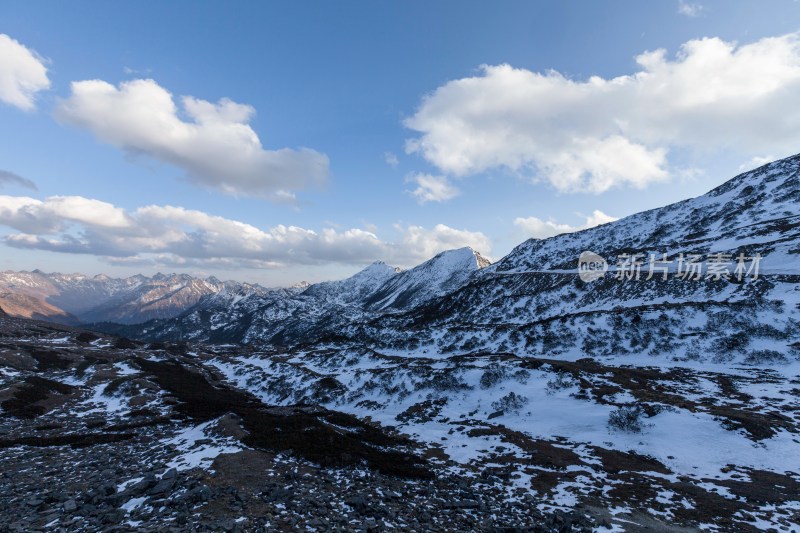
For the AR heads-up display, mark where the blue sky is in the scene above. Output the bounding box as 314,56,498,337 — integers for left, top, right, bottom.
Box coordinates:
0,0,799,285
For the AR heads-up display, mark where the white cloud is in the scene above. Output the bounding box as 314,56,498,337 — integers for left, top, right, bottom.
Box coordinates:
392,223,491,263
0,195,129,234
678,1,704,17
738,155,775,172
0,194,490,269
0,170,37,190
406,173,460,203
47,196,131,228
0,34,50,111
384,151,399,167
405,32,800,193
55,78,329,200
514,210,617,239
122,66,152,76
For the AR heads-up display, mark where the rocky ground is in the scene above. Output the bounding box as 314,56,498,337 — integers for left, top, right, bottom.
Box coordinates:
0,315,594,532
0,313,798,531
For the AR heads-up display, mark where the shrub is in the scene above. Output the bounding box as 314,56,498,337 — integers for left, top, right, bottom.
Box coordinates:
76,332,99,343
546,373,576,395
113,337,138,350
608,406,646,433
491,392,529,414
712,331,750,353
512,369,531,384
743,349,788,365
480,366,507,389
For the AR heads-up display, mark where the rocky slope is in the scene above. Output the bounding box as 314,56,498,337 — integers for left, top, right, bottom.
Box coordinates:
0,315,596,531
0,289,79,324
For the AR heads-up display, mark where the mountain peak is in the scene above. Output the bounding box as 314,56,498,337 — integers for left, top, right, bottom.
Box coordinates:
427,246,490,271
364,247,488,312
473,250,492,269
356,261,401,278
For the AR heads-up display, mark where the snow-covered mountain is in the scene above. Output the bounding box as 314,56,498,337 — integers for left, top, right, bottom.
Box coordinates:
0,271,267,325
302,261,400,306
113,154,799,364
357,154,800,363
365,247,489,311
112,247,492,344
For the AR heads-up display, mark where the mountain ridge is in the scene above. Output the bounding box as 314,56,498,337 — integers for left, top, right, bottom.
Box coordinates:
103,154,799,364
0,271,269,326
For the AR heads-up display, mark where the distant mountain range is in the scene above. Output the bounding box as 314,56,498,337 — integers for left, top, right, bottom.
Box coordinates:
0,271,269,325
95,247,492,344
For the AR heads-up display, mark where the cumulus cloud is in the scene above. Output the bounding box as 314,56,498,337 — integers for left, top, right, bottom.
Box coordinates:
0,195,129,234
0,194,490,269
405,32,800,194
0,34,50,111
391,223,491,264
406,173,460,203
55,78,329,200
514,210,617,239
0,170,37,190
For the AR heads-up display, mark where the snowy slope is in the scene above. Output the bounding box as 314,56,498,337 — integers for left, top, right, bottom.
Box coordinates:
358,154,800,364
365,247,490,311
301,261,400,305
